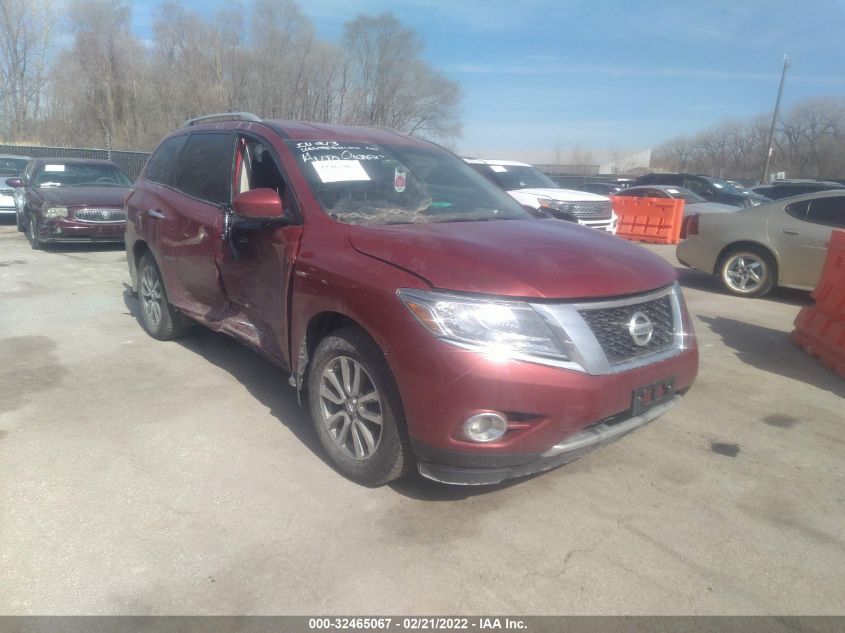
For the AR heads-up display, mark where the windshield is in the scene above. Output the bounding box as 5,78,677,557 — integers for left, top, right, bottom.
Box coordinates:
288,141,530,225
0,157,29,175
664,187,706,204
33,163,132,188
703,176,742,194
483,164,559,191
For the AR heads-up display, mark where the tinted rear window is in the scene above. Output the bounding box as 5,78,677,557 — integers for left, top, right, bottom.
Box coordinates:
173,133,235,204
145,135,187,185
806,196,845,228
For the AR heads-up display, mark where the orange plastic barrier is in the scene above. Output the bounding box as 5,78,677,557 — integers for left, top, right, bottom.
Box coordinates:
791,229,845,380
809,229,845,315
611,196,685,245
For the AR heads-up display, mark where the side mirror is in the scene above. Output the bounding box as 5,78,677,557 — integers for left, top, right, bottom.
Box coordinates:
232,188,290,222
5,177,22,188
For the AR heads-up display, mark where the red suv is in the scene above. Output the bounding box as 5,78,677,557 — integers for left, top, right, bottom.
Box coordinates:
125,113,698,486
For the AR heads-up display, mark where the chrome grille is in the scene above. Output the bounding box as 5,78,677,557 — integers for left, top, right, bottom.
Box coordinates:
564,200,612,220
578,294,675,364
73,208,126,223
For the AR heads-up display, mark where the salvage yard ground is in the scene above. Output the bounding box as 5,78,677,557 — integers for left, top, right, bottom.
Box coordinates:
0,221,843,615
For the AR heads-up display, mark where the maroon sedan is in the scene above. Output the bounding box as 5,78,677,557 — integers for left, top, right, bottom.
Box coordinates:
6,158,132,249
125,114,698,486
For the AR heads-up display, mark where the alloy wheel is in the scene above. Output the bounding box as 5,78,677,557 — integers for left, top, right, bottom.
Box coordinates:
318,356,383,461
140,265,164,327
723,254,766,293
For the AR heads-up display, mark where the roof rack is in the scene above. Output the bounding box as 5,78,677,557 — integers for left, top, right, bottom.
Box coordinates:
181,112,262,128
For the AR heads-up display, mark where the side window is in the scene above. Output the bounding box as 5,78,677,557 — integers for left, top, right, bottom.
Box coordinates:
144,135,187,185
173,133,235,204
647,189,668,198
805,196,845,228
684,178,707,195
785,199,809,220
235,138,286,196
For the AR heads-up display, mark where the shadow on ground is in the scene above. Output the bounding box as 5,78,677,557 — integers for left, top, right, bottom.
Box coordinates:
122,287,519,500
698,314,845,397
676,267,813,307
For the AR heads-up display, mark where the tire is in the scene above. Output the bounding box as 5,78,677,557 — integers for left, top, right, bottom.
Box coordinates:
718,247,776,297
27,214,43,250
308,326,413,486
15,209,24,232
137,252,191,340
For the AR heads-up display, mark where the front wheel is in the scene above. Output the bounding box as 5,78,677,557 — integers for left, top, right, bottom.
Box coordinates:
27,214,43,250
308,327,413,486
137,253,191,340
15,209,24,232
719,248,775,297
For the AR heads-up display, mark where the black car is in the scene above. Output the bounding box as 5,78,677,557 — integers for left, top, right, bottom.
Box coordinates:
633,173,769,207
753,180,845,201
576,182,624,196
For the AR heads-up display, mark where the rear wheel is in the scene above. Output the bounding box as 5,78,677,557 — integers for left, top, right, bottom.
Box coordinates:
137,252,191,340
308,327,412,486
719,247,776,297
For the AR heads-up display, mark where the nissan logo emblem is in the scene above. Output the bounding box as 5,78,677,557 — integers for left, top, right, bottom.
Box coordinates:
628,311,654,347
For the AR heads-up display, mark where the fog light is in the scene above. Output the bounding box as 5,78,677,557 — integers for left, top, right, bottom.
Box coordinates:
464,412,508,443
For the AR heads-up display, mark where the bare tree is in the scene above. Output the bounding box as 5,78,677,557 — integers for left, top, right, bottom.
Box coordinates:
0,0,54,140
653,97,845,180
11,0,463,150
341,12,460,141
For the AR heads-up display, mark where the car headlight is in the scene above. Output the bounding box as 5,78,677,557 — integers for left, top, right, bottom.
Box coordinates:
45,206,68,218
538,198,575,213
397,289,568,360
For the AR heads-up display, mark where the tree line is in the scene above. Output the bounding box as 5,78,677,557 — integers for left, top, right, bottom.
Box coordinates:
0,0,461,151
652,96,845,181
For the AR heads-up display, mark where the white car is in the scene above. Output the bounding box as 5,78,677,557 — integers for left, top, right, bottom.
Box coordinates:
465,158,617,233
0,154,31,226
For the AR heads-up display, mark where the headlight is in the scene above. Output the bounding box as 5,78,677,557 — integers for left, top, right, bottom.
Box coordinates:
397,289,568,360
45,206,68,218
538,198,575,213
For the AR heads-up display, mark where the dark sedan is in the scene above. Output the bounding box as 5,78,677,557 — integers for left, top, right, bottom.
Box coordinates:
5,158,132,249
633,173,769,207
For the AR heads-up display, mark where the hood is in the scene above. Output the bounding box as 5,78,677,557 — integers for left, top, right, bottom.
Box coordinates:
347,219,676,300
511,187,609,202
37,186,130,208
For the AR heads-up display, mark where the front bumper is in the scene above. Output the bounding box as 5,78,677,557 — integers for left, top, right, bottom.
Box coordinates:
391,327,697,483
416,396,680,485
36,217,126,243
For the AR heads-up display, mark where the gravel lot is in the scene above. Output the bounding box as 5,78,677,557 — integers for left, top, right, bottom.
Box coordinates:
1,220,843,615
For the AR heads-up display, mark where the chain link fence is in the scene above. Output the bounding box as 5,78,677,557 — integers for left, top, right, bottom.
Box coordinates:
0,144,150,180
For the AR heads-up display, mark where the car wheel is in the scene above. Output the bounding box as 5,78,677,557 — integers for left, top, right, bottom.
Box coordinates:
27,214,43,250
137,252,191,340
308,326,413,486
719,248,776,297
15,209,24,232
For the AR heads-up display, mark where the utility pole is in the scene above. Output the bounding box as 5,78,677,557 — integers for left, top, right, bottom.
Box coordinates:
760,55,792,184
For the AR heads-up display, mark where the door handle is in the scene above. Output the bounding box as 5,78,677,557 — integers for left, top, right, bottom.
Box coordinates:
147,209,165,220
782,229,799,236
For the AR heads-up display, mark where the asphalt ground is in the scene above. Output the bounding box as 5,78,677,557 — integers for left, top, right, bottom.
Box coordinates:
1,220,843,615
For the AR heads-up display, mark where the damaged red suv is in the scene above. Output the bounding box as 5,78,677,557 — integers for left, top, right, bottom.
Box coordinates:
125,113,698,486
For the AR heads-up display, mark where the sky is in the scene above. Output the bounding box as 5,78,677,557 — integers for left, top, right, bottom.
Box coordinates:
126,0,845,161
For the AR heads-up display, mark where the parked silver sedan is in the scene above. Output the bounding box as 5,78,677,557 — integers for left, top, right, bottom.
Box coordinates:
676,189,845,297
614,185,738,217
